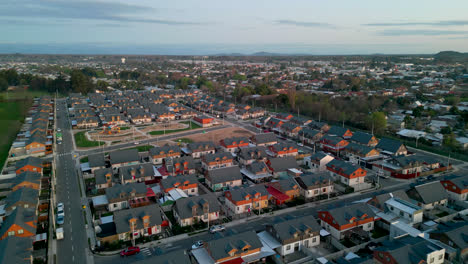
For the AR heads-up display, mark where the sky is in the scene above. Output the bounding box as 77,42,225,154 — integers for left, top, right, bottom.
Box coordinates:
1,0,468,55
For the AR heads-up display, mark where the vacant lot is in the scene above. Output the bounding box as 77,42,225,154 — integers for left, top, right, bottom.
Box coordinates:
74,131,105,148
0,99,32,170
182,127,254,144
148,121,202,136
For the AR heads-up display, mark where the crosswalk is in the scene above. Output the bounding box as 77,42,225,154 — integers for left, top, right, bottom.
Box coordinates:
57,152,73,157
140,247,152,256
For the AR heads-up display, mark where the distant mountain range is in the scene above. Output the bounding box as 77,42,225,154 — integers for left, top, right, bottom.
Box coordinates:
434,51,468,63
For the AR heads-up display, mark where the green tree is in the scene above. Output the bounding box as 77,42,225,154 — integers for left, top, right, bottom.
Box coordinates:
367,112,387,134
71,70,93,94
0,77,8,92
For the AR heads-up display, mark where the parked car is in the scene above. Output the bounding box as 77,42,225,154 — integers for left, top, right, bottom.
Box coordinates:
297,142,304,147
120,247,140,257
427,175,435,180
209,225,225,233
56,214,64,225
192,240,204,249
57,203,64,216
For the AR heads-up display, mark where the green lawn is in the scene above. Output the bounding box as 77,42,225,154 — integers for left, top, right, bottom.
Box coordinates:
74,131,105,147
176,138,194,143
0,99,32,170
119,126,130,130
124,145,153,152
149,121,201,135
80,156,89,163
0,90,52,100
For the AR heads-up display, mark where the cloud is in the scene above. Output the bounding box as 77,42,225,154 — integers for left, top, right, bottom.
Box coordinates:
363,20,468,27
0,0,197,25
377,29,468,36
275,19,335,28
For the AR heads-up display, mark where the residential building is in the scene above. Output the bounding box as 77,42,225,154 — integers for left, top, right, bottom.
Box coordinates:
373,236,445,264
224,185,269,214
327,126,353,139
105,183,147,212
240,161,273,183
193,115,214,127
201,152,234,170
303,151,334,172
326,159,367,187
204,231,263,264
94,168,113,190
160,174,198,196
429,222,468,261
114,205,167,241
320,135,349,155
0,236,33,263
344,143,380,165
407,182,449,210
88,154,106,172
11,172,41,191
187,141,216,158
266,178,301,205
109,149,140,170
219,136,250,153
15,157,43,175
350,131,379,147
4,188,39,213
119,163,155,184
251,133,278,146
267,156,299,177
205,166,243,192
299,128,323,146
0,207,37,240
376,138,408,156
440,175,468,201
165,156,197,176
149,145,181,164
295,172,334,199
268,143,298,157
238,146,268,166
173,194,220,226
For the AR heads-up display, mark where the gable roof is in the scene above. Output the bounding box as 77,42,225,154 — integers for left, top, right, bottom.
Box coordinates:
174,194,220,219
119,163,155,181
345,142,376,156
0,237,33,264
431,222,468,250
376,138,405,154
94,168,113,185
326,159,362,176
323,203,375,226
238,146,268,161
296,172,332,189
227,185,268,202
16,157,42,170
202,152,233,163
0,207,37,237
88,153,106,168
4,188,39,209
268,156,298,172
149,145,181,156
270,215,321,242
376,236,443,264
12,172,41,187
113,204,165,234
207,166,242,184
327,126,351,137
408,181,449,204
350,131,376,145
109,149,140,165
160,174,198,190
105,183,147,201
252,133,277,144
206,231,262,261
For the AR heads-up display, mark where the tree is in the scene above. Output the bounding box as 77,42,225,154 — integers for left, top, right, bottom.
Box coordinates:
367,112,387,134
71,70,93,94
0,77,7,92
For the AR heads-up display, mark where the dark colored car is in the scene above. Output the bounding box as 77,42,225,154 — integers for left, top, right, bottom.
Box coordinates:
120,246,140,257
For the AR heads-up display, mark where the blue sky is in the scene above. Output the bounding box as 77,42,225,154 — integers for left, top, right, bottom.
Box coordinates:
1,0,468,54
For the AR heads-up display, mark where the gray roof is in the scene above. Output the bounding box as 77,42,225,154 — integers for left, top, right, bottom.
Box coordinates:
270,215,321,243
300,128,322,139
119,163,155,181
0,236,33,264
202,152,233,163
246,161,270,174
133,249,191,264
188,141,216,152
160,174,198,191
321,134,346,145
270,142,297,153
222,136,249,147
447,174,468,190
308,151,332,162
327,126,351,137
0,207,37,238
376,236,443,264
326,159,362,176
368,190,410,210
5,188,39,209
393,153,439,167
324,203,375,226
207,166,242,184
206,231,262,261
174,194,220,219
16,157,43,170
252,133,277,144
88,154,106,168
268,156,298,172
113,204,164,234
94,168,113,185
238,146,268,161
105,183,147,201
296,172,332,189
169,156,196,171
109,149,140,165
431,222,468,250
12,172,41,187
376,138,405,154
345,142,375,156
350,131,375,145
149,145,181,156
227,185,268,202
408,181,449,204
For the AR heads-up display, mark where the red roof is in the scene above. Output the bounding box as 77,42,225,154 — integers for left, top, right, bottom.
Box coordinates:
146,188,155,197
266,186,289,202
221,258,244,264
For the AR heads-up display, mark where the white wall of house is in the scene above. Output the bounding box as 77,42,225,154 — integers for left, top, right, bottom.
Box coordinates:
279,236,320,256
446,190,467,201
426,248,446,264
108,201,128,212
320,220,374,239
302,185,333,199
192,150,215,158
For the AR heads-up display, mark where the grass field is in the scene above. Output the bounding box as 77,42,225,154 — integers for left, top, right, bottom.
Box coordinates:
148,121,202,135
74,131,105,148
124,145,153,152
175,138,194,143
0,90,51,100
0,99,31,170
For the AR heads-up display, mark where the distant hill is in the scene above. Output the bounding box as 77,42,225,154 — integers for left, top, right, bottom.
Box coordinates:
434,51,468,63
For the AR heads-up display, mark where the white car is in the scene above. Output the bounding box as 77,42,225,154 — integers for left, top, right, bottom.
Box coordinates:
297,142,304,147
209,225,225,233
57,203,64,216
192,240,204,249
134,141,140,145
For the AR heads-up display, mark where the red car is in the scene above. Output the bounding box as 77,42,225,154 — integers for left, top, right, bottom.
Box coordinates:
120,246,140,257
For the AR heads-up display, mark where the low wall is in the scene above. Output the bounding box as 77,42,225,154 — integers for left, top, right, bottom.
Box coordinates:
391,166,452,179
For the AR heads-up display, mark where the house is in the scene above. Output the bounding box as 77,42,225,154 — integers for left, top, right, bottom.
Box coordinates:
303,151,334,172
266,215,321,256
343,143,380,165
193,115,214,127
219,136,250,153
267,156,299,177
0,236,34,263
187,141,216,158
289,116,312,126
429,222,468,261
160,174,198,196
276,113,293,121
295,172,334,199
149,145,181,164
4,188,39,213
268,143,298,158
309,121,330,132
406,182,449,210
280,122,302,138
320,135,349,155
105,183,147,212
327,126,353,139
0,207,37,240
350,131,379,147
318,203,376,240
266,178,300,204
326,159,367,187
251,133,278,146
173,194,220,226
299,128,323,146
440,175,468,201
165,156,197,176
224,185,269,214
114,204,167,241
88,154,107,172
15,157,43,175
382,197,424,225
94,168,113,190
75,116,100,128
204,231,263,264
238,146,268,165
367,190,411,212
127,109,152,124
376,138,408,156
386,154,441,179
11,172,41,191
240,161,273,183
205,166,243,192
201,152,234,170
109,149,140,170
119,163,155,184
373,236,445,264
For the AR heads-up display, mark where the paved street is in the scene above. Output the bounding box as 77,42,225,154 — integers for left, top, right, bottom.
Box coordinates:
55,99,90,264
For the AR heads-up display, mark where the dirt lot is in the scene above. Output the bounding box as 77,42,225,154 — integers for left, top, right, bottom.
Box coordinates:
139,122,187,133
181,127,254,144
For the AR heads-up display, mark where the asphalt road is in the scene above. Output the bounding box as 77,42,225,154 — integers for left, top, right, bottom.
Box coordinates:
55,99,89,264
